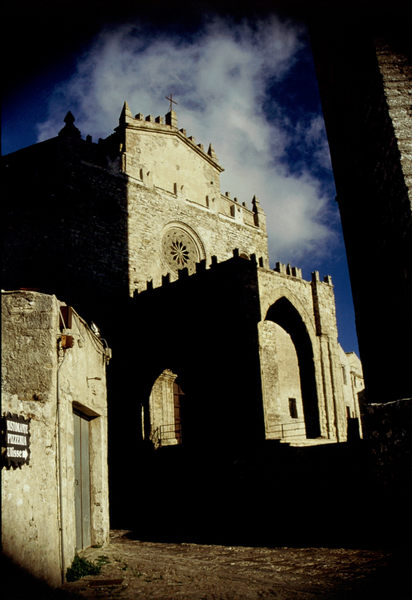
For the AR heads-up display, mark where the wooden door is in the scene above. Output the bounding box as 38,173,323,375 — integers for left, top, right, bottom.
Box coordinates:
74,412,91,550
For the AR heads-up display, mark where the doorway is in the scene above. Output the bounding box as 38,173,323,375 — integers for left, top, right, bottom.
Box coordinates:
73,411,91,550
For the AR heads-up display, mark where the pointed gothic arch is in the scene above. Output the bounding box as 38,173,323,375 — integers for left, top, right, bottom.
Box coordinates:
265,297,320,438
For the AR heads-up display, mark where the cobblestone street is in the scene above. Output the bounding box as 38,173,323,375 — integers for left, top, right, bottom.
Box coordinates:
56,530,409,599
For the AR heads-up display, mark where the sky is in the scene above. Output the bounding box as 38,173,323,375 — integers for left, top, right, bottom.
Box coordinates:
1,5,359,354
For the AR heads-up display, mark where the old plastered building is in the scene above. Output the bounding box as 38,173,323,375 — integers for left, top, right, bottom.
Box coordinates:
1,291,111,585
1,102,363,542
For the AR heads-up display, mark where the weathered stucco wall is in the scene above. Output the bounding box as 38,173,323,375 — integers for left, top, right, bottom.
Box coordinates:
1,291,60,583
1,291,110,586
57,305,110,562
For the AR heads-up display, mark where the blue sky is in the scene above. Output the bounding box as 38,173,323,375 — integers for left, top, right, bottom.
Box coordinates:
1,9,359,354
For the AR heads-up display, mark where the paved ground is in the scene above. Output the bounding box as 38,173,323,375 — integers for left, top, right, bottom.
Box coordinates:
57,530,409,599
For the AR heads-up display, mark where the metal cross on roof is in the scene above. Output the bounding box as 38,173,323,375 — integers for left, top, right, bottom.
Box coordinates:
166,94,178,112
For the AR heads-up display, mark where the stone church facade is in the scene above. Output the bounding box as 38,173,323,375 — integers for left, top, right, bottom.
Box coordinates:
118,103,361,446
1,103,362,457
115,101,269,293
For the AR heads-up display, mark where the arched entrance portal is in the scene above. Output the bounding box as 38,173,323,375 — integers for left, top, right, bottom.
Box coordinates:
147,370,191,447
265,297,320,439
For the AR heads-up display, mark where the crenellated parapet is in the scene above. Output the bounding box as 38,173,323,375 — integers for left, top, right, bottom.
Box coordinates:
133,248,267,297
133,247,347,444
5,106,266,237
132,248,336,298
274,262,303,279
218,191,264,226
117,101,223,172
116,102,265,225
311,270,333,285
271,262,333,287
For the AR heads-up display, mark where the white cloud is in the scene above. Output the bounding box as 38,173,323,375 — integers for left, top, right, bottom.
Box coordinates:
36,15,337,267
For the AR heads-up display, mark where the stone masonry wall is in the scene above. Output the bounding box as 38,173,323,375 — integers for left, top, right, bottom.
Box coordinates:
127,178,269,293
360,397,412,492
123,110,222,208
117,105,269,293
1,135,130,322
257,266,347,442
258,320,306,442
375,40,412,210
310,22,412,402
2,109,268,312
126,256,349,450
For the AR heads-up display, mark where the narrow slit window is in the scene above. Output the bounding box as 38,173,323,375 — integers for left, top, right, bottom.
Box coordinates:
289,397,298,419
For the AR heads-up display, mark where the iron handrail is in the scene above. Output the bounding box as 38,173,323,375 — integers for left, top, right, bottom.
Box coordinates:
150,423,181,448
267,420,306,440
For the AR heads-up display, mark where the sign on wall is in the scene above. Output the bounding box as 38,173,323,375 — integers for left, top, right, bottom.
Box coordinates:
1,413,31,468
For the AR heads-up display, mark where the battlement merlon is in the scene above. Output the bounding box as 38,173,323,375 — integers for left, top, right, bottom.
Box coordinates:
116,101,224,173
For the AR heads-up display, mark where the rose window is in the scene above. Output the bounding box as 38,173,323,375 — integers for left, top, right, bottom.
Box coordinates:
170,240,190,266
162,227,200,273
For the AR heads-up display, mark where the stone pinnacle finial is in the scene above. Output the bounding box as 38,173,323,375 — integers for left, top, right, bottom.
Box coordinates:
207,143,217,160
119,101,133,124
58,111,81,138
252,195,263,226
64,111,75,125
252,195,261,210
